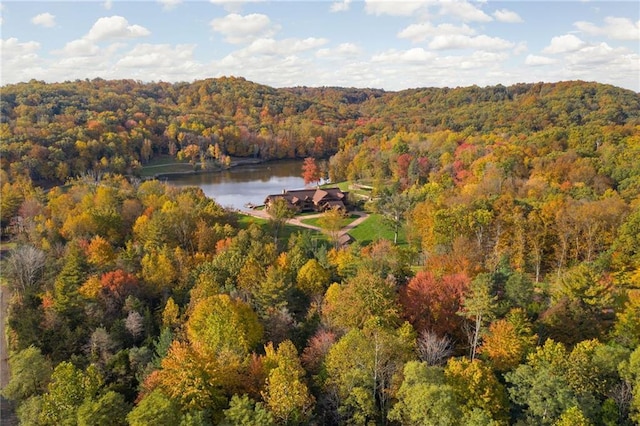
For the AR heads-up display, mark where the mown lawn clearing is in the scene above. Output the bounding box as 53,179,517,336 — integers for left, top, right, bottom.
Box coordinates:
348,213,407,246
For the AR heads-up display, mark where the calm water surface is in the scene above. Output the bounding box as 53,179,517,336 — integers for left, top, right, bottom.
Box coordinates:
166,160,308,210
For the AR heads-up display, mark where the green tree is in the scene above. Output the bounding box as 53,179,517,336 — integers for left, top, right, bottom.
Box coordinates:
222,394,274,426
53,243,88,320
127,389,181,426
388,361,461,426
324,321,415,424
39,362,102,426
76,391,130,426
506,340,578,425
186,294,263,359
2,346,52,403
554,406,592,426
266,197,294,246
323,269,400,331
619,345,640,424
458,273,497,360
375,190,412,245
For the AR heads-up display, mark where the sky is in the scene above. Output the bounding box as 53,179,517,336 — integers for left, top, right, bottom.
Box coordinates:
1,1,639,92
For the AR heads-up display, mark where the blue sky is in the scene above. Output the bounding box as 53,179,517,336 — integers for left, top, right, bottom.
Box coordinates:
1,1,638,91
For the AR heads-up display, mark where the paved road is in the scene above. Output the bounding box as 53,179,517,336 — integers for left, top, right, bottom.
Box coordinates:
240,209,369,237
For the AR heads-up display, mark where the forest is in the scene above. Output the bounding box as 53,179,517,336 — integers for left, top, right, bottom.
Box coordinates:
1,77,640,425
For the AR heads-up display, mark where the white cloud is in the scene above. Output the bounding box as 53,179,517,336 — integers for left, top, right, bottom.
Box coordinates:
117,43,196,68
1,37,41,56
429,34,514,50
493,9,523,23
317,43,361,59
1,38,43,84
158,0,183,11
103,1,112,10
398,22,475,42
365,0,428,16
210,13,278,44
514,41,528,55
86,16,151,41
235,37,328,57
575,17,640,41
31,12,56,28
330,0,351,13
209,0,252,13
372,47,436,63
525,54,556,66
542,34,586,54
57,39,100,57
459,51,508,69
566,42,633,66
439,1,492,23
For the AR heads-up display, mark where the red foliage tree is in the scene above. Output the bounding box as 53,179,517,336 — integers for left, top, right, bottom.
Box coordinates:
100,269,139,303
302,157,321,187
400,271,470,338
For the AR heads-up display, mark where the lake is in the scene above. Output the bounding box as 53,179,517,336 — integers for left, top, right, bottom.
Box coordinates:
165,160,309,210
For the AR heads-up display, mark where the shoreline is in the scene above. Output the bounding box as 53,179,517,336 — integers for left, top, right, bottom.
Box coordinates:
148,157,266,180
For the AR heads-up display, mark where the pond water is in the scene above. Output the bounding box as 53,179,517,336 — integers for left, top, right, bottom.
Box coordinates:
165,160,309,210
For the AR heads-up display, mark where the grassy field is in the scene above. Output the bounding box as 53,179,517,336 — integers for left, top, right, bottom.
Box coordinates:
321,181,373,200
140,156,194,178
237,214,328,244
347,213,407,246
299,213,360,228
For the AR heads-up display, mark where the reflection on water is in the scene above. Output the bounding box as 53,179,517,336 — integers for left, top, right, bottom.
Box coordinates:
165,160,307,210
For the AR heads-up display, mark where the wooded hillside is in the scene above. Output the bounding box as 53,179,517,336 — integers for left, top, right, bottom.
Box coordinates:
1,77,639,425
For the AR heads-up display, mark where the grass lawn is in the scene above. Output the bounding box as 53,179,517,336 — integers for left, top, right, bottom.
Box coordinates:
321,181,373,199
237,213,328,244
348,213,407,246
140,156,195,178
321,181,351,192
299,213,359,228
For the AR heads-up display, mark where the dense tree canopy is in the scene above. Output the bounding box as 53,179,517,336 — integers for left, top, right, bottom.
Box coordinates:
1,77,639,425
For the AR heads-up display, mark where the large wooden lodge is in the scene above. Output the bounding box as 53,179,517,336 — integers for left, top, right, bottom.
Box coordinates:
264,188,349,212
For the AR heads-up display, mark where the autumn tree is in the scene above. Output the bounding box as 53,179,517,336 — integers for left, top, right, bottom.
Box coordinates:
296,258,331,301
480,308,537,372
323,268,400,331
400,271,469,339
262,340,315,424
318,208,344,249
302,157,321,187
266,197,295,246
444,357,509,422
